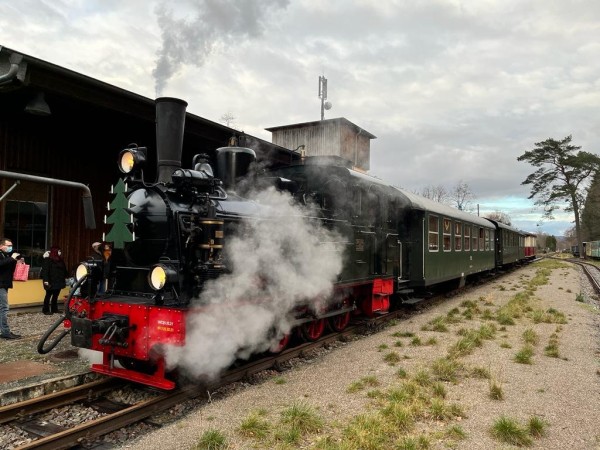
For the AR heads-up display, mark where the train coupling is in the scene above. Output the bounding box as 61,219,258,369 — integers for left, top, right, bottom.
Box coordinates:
71,314,131,348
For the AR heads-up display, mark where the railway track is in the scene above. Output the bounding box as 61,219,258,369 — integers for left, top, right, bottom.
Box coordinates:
1,263,533,449
562,257,600,294
1,308,409,450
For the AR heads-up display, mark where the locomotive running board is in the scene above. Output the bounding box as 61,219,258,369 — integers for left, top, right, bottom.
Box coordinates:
402,297,425,305
91,364,176,390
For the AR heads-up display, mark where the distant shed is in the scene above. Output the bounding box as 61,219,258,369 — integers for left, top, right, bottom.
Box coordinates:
266,118,376,172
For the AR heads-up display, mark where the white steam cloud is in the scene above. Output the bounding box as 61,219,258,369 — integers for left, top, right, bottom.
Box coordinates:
165,187,344,380
153,0,290,96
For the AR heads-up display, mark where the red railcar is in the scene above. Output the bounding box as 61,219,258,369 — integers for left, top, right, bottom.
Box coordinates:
523,232,537,260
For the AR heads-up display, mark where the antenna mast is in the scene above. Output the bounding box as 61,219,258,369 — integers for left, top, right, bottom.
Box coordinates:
318,76,332,120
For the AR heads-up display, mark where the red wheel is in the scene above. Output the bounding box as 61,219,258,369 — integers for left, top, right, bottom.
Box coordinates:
300,318,326,341
329,311,351,332
269,333,291,353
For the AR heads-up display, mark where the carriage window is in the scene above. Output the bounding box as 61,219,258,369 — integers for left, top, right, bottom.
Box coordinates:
485,229,491,251
464,224,471,251
454,221,462,251
443,218,451,251
479,227,485,251
428,215,439,251
472,226,477,251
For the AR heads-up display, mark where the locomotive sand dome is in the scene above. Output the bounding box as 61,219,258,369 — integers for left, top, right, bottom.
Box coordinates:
216,146,257,192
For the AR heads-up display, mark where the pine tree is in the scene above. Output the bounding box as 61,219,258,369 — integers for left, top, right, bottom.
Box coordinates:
581,172,600,241
518,135,600,258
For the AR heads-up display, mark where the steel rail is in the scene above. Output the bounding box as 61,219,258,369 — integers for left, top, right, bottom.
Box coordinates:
13,386,204,450
8,262,530,449
565,258,600,293
0,378,120,424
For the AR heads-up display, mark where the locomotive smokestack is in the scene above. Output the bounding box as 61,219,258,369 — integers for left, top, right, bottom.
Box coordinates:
155,97,188,183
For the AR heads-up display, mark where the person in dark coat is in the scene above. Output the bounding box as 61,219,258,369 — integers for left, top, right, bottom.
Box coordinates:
90,241,113,294
40,246,68,314
0,237,22,339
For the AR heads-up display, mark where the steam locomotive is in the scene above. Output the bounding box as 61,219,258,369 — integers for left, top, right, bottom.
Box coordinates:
38,97,535,390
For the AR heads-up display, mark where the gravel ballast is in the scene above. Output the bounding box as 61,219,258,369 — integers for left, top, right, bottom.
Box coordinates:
2,259,599,449
118,260,600,449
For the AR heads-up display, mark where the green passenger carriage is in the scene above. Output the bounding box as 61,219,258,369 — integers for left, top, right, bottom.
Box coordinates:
269,160,499,299
585,240,600,259
392,190,496,293
486,220,526,267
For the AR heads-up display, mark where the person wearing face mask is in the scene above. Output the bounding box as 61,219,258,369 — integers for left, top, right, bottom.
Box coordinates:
40,246,68,315
0,237,22,339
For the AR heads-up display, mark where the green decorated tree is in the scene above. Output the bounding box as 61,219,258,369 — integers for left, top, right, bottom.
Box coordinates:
105,178,135,249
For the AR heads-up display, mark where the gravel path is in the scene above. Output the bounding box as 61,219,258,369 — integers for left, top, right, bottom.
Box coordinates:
2,259,598,449
118,259,600,450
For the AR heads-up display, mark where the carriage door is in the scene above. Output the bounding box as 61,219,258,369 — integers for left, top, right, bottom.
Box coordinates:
385,233,401,281
355,231,376,276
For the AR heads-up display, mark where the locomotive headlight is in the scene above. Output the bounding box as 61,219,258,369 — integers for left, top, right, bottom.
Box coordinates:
148,264,178,291
75,261,99,281
118,147,147,174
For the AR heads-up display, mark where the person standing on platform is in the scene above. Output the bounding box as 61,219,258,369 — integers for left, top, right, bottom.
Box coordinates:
90,241,113,294
0,237,22,339
91,241,102,258
40,246,68,315
91,241,105,294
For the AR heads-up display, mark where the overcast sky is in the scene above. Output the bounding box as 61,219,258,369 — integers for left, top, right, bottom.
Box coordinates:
2,0,599,237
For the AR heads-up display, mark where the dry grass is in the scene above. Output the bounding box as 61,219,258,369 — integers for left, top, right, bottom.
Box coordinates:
124,259,600,450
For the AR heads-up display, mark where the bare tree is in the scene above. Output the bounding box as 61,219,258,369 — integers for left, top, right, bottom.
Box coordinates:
537,232,548,251
419,184,450,204
449,180,475,212
484,210,512,226
518,135,600,258
219,112,236,128
562,225,578,251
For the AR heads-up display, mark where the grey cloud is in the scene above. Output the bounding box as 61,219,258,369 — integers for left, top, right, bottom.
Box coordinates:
4,0,600,235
